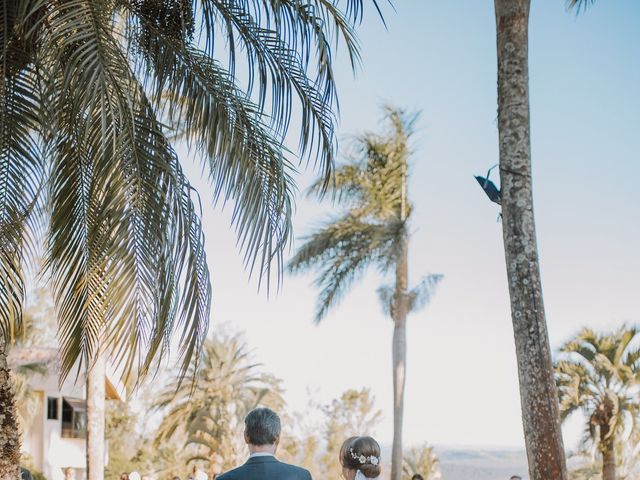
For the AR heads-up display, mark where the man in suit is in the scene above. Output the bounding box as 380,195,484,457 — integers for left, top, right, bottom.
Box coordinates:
20,467,33,480
218,408,312,480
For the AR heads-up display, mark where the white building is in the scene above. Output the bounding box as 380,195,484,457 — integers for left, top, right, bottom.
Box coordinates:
11,348,126,480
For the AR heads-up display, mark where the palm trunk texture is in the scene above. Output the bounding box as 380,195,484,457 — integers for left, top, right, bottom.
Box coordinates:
602,447,616,480
391,235,408,480
86,352,106,480
494,1,567,479
601,432,616,480
0,340,20,480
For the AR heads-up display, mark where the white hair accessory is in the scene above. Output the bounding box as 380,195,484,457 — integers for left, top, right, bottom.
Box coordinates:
349,448,380,466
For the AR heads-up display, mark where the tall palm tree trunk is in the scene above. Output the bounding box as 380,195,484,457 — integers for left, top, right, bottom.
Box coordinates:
602,442,616,480
0,341,21,480
86,352,106,480
599,419,616,480
494,1,567,479
602,449,616,480
391,235,408,480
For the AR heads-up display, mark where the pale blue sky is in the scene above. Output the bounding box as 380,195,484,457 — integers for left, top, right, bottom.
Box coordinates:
178,1,640,449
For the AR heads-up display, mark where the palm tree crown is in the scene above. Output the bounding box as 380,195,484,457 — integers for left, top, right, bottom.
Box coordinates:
288,107,440,321
1,0,379,380
555,326,640,479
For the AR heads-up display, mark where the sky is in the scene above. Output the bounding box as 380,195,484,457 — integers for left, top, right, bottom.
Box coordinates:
175,0,640,450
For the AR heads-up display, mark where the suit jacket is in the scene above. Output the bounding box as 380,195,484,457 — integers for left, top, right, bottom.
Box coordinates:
20,468,33,480
218,455,312,480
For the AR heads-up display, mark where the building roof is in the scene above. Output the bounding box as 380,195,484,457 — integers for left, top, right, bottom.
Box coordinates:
8,347,59,369
8,347,126,401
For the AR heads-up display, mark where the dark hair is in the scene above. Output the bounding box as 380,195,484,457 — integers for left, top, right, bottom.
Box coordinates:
244,407,281,445
339,436,381,479
509,477,522,480
411,475,424,480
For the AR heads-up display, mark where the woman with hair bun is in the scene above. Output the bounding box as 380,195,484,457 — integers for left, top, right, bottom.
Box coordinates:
339,436,382,480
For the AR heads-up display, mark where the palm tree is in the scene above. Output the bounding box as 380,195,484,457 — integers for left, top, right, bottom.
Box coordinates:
288,107,442,480
569,438,640,480
153,334,283,477
555,326,640,480
492,2,567,478
1,1,380,477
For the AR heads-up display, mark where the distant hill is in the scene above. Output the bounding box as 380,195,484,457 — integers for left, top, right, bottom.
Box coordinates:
436,447,528,480
379,444,528,480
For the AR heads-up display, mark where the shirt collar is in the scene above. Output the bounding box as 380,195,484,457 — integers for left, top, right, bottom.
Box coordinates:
249,452,275,458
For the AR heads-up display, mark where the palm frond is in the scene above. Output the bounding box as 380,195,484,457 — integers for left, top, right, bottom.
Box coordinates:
0,64,44,342
288,215,400,321
307,163,367,204
43,0,209,381
566,0,597,14
125,27,297,282
340,0,389,26
376,284,393,317
200,0,337,177
555,326,640,453
408,274,443,313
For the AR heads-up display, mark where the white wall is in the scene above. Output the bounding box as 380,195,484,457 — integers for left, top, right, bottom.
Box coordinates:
24,370,88,480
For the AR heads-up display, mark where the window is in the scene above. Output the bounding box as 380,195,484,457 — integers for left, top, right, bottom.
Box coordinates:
46,397,58,420
61,398,87,438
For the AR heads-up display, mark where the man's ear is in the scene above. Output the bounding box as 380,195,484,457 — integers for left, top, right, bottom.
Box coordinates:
244,430,250,445
274,433,281,448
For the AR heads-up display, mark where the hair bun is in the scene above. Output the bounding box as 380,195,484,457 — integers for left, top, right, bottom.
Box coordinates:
359,463,381,479
339,436,382,478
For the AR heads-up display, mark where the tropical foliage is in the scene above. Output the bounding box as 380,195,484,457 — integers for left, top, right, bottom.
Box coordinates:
1,2,378,476
0,0,378,388
289,106,441,480
105,399,188,480
568,438,640,480
153,334,284,476
320,388,382,480
555,326,640,480
402,444,441,480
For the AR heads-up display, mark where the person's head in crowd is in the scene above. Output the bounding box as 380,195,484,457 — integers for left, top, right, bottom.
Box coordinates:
244,407,281,454
193,470,208,480
20,467,33,480
339,436,382,480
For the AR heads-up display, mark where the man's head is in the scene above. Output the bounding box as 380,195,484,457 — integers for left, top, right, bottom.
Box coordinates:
509,476,522,480
244,407,281,452
411,475,424,480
